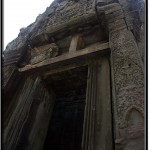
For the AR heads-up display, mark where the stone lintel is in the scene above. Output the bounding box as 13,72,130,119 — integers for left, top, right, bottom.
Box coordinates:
43,61,88,77
18,42,110,72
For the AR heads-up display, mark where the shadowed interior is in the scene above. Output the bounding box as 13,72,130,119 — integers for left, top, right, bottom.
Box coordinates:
43,66,88,150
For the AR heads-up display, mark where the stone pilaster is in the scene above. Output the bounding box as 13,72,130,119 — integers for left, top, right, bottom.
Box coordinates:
82,62,97,150
97,3,144,150
82,58,113,150
3,77,55,150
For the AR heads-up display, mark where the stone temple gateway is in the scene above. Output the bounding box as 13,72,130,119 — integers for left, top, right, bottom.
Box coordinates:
2,0,145,150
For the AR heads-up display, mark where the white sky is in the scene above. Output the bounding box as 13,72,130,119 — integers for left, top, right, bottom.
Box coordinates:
4,0,54,50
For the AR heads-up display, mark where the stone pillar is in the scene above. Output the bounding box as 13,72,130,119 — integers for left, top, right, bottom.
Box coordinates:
110,28,144,150
82,61,97,150
69,34,80,53
3,77,55,150
82,58,113,150
97,3,144,150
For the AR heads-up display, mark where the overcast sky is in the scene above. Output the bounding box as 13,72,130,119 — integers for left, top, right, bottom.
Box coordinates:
4,0,54,50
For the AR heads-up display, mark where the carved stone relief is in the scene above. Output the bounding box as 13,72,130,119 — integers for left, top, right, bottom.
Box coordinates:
47,0,93,26
30,0,95,38
109,15,144,150
109,28,144,139
116,108,144,150
30,43,59,64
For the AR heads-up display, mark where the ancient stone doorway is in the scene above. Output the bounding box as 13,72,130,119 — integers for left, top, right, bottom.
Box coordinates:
43,66,88,150
3,56,113,150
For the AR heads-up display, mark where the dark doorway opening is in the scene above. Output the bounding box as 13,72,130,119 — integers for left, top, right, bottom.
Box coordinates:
43,66,88,150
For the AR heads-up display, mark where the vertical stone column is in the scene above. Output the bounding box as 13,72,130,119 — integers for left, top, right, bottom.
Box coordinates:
82,61,97,150
97,3,144,150
69,34,80,53
3,77,39,150
3,76,55,150
82,58,113,150
94,57,113,150
69,34,85,53
110,28,144,150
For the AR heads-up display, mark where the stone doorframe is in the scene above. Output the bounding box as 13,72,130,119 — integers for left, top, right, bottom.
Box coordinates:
41,56,113,150
4,55,113,150
81,58,113,150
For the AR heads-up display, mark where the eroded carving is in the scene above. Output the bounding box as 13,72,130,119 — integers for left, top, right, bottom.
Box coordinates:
116,108,144,150
110,29,144,129
31,0,94,37
30,43,59,64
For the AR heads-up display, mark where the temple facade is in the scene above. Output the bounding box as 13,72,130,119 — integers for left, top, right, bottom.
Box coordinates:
3,0,145,150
